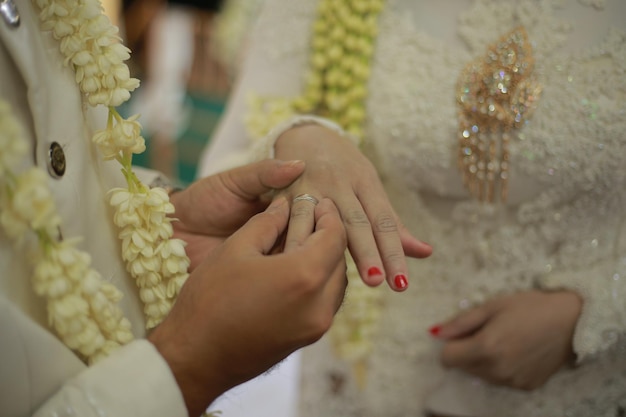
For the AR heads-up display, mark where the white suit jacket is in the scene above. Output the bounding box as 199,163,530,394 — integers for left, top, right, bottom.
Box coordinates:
0,0,187,415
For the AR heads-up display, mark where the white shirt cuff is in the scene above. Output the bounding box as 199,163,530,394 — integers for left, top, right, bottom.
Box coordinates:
35,340,187,417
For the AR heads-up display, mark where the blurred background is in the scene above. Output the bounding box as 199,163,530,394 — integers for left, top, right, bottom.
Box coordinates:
102,0,263,185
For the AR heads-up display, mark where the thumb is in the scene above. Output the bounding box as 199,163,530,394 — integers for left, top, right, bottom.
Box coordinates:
221,159,305,200
228,197,290,255
430,304,493,341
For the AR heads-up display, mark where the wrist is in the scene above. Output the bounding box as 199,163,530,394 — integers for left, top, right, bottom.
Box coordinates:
148,323,223,417
262,115,358,159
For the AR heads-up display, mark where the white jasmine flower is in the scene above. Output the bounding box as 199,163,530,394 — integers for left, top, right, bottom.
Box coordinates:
145,187,169,205
137,272,161,288
2,168,60,238
166,274,187,298
161,238,188,259
162,256,189,278
93,132,119,160
147,215,172,236
136,254,162,273
108,88,131,107
50,293,89,321
112,114,142,148
92,112,145,159
71,50,92,66
80,0,103,20
82,269,102,295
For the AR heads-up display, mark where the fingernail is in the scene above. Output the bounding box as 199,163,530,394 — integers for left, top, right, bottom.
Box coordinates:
394,274,408,290
429,325,442,337
269,197,287,209
367,266,383,277
282,159,305,168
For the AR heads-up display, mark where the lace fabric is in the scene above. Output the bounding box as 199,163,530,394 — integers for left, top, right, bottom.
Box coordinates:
208,0,626,415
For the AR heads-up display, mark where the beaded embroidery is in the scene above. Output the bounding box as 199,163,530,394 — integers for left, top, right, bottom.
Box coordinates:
456,27,542,202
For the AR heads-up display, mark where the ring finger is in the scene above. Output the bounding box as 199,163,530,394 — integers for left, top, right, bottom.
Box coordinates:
284,192,320,251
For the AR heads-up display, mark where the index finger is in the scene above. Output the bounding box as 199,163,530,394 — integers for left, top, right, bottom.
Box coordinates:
226,197,291,255
436,305,491,340
440,335,484,370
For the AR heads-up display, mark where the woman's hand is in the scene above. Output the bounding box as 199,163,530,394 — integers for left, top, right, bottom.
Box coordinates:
169,159,306,270
431,290,583,390
274,123,432,291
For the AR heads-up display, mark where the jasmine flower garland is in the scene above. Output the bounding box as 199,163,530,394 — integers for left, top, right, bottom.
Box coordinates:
33,0,190,331
0,100,133,364
0,0,193,366
246,0,384,141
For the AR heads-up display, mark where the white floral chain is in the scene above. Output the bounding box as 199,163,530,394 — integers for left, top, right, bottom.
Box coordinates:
245,0,384,141
0,0,190,364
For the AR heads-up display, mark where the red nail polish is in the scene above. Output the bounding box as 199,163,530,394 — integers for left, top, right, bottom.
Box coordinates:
394,274,408,290
367,266,383,277
429,325,442,337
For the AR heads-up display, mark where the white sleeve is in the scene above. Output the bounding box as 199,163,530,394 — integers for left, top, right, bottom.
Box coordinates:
196,0,319,177
33,341,188,417
0,294,187,417
538,245,626,363
535,193,626,362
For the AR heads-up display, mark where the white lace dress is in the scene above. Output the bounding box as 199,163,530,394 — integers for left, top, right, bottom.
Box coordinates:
200,1,626,416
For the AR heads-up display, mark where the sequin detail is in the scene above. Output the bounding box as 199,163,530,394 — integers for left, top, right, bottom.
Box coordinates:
456,27,542,202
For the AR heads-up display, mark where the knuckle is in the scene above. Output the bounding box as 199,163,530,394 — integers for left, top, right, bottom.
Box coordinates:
383,249,406,264
344,210,371,228
297,308,334,346
307,311,334,343
284,237,304,249
293,268,324,296
374,212,398,233
490,362,513,386
476,334,501,359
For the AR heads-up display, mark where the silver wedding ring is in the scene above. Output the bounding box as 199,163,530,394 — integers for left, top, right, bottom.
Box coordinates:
292,193,319,205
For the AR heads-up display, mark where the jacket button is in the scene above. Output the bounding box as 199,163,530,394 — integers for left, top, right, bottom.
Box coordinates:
0,0,20,28
48,142,66,178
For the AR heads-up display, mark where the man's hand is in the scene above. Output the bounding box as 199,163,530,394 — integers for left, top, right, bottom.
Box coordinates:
432,290,582,390
149,197,348,417
169,159,306,270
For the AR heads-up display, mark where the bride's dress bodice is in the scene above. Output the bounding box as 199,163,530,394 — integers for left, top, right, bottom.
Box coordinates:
301,2,626,416
203,0,626,415
363,0,626,309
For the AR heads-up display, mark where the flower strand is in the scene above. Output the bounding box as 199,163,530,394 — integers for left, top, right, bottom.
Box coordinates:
0,100,132,364
110,185,189,328
33,0,189,356
245,0,385,141
35,0,139,107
